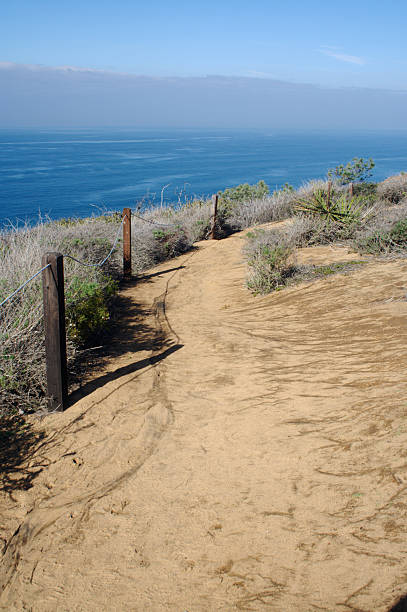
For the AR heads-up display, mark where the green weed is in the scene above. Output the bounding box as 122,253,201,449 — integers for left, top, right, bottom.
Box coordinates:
66,276,118,346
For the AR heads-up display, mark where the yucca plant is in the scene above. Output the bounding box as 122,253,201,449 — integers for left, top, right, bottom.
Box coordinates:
296,190,369,224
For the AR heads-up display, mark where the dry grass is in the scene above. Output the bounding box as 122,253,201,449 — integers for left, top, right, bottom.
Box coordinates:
0,216,123,415
377,173,407,204
244,181,407,295
243,229,296,294
2,175,407,416
0,199,215,416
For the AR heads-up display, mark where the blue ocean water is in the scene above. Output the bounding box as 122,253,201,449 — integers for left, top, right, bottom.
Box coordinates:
1,128,407,226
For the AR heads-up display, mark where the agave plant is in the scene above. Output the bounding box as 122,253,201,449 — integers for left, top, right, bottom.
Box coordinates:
296,189,369,224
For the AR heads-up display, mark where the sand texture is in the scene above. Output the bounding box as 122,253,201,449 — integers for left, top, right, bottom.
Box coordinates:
1,228,407,611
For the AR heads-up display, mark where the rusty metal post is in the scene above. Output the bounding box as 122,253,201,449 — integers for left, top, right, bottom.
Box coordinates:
123,207,131,278
210,194,218,239
42,252,68,411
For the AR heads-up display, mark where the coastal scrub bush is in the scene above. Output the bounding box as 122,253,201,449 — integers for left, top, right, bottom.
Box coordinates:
142,198,213,244
152,226,190,260
218,180,269,210
355,218,407,255
131,223,192,273
65,276,118,346
376,173,407,204
226,189,296,229
327,157,375,185
289,214,360,246
353,182,377,200
243,229,295,294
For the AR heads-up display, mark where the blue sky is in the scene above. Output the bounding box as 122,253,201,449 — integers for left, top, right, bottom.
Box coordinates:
1,0,406,89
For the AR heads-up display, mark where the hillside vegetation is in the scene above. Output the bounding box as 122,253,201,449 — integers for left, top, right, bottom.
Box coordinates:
1,161,407,418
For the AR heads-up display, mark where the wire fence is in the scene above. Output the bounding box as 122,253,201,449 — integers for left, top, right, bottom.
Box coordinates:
62,214,126,268
0,264,51,308
130,211,177,228
0,207,179,311
0,207,136,411
0,206,189,312
0,214,127,310
0,197,218,412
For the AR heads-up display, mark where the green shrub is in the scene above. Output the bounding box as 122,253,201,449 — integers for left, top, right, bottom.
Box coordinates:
66,276,118,346
352,182,377,203
55,217,87,227
356,231,387,254
327,157,375,185
279,183,295,193
152,226,190,260
59,235,113,257
218,180,270,209
244,230,294,294
390,218,407,244
355,218,407,254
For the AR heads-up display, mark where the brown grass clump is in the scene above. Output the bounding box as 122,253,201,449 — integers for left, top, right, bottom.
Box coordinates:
243,229,296,294
377,173,407,204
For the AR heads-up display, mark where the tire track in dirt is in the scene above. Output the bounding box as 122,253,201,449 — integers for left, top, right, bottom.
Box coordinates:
1,233,407,610
0,253,196,609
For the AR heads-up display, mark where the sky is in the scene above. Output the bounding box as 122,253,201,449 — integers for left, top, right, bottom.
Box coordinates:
1,0,406,128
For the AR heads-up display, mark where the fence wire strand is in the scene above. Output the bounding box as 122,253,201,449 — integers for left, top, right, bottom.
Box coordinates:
0,206,184,310
130,210,177,228
0,214,127,308
0,263,51,308
62,214,126,268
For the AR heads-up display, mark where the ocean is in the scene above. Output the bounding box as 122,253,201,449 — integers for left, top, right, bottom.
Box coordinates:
1,128,407,226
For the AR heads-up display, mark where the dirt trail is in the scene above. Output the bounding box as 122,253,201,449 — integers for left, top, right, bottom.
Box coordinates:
2,229,407,611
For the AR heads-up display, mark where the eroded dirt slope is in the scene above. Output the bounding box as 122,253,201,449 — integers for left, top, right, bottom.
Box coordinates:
1,230,407,611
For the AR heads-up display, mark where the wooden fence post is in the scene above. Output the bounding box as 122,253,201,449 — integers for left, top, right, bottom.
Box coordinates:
326,181,332,208
123,207,132,278
211,194,218,239
42,252,68,411
349,182,354,197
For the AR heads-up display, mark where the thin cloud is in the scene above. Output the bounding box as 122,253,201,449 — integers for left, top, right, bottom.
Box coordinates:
319,48,365,65
247,70,278,79
1,61,406,129
0,61,136,77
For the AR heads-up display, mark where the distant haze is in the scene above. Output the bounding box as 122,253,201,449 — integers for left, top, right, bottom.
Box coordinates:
1,63,407,130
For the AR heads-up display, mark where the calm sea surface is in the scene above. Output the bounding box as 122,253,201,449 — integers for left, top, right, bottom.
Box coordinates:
1,128,407,226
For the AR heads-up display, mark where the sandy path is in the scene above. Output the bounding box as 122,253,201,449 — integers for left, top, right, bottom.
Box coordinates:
2,230,407,611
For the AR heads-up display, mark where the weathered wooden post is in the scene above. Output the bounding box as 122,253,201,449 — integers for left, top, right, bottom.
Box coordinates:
326,181,332,208
349,182,354,197
42,252,68,411
123,207,132,278
210,194,218,239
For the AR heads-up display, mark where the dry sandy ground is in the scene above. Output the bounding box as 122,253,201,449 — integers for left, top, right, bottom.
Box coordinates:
2,228,407,611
